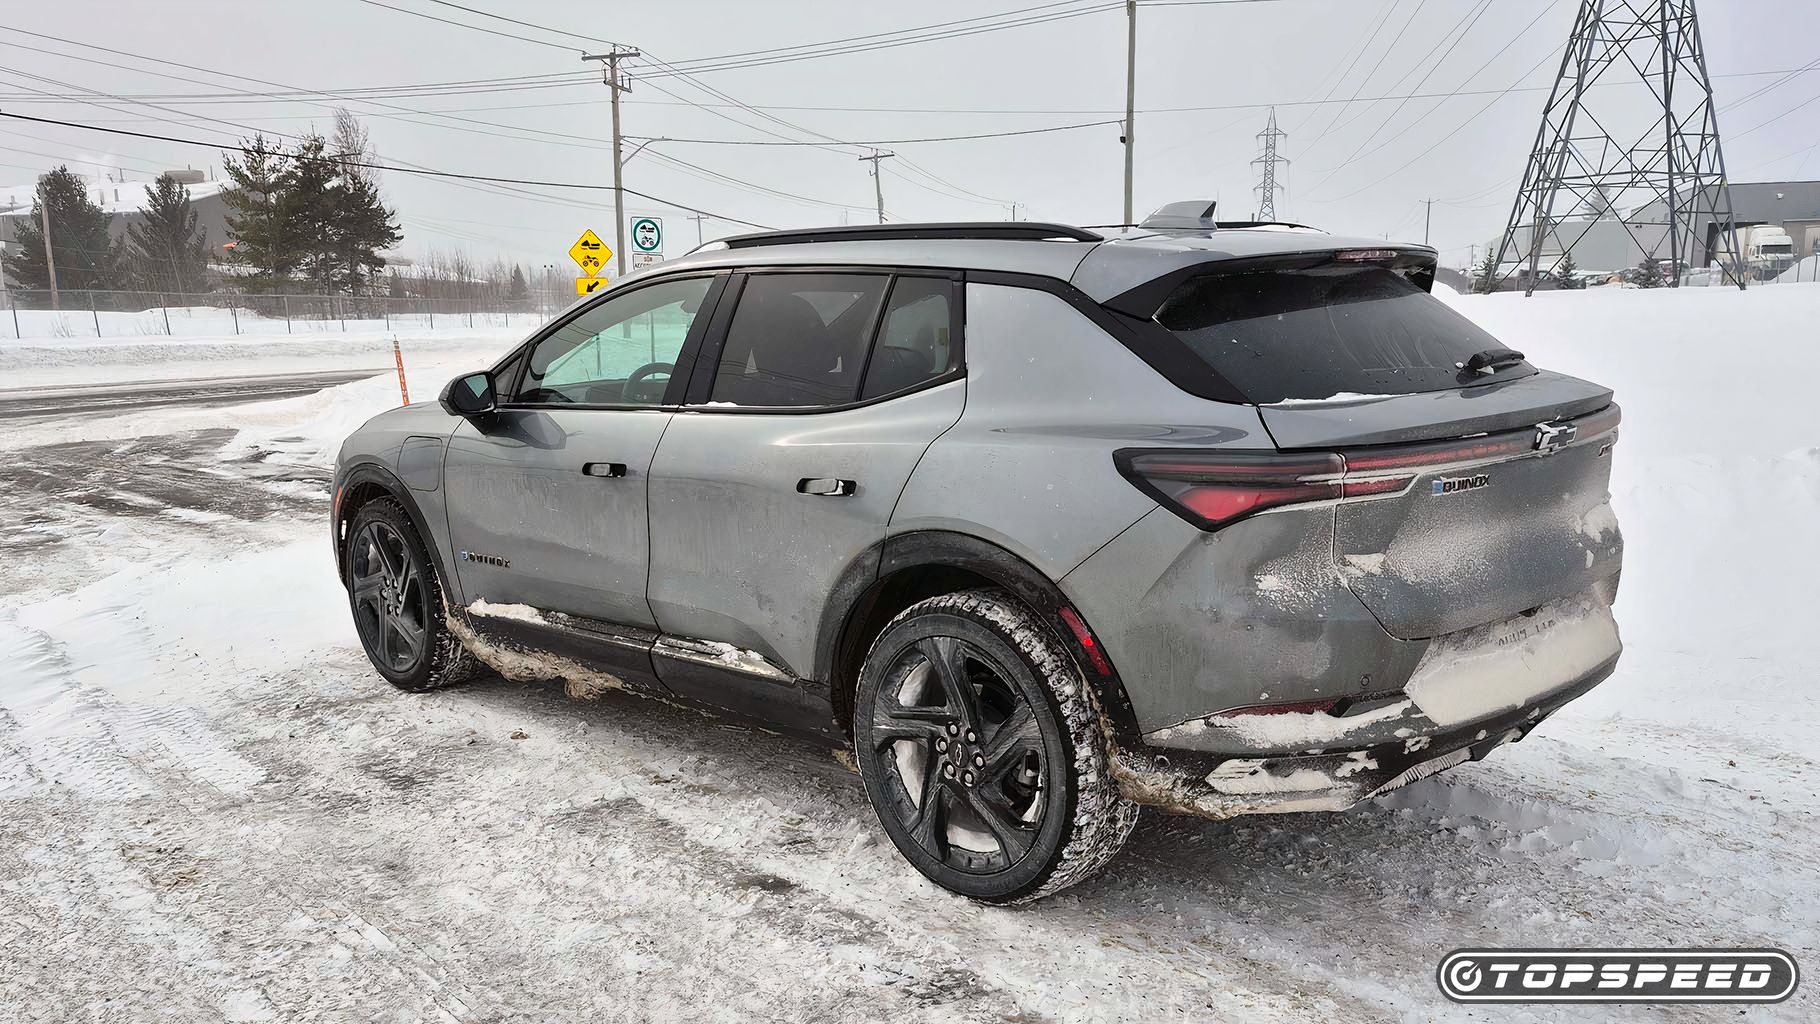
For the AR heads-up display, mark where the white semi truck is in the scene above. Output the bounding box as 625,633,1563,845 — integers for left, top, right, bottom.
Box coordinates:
1716,224,1797,277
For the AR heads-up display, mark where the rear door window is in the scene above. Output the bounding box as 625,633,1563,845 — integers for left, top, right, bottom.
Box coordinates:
861,276,957,399
708,273,889,408
1154,265,1528,404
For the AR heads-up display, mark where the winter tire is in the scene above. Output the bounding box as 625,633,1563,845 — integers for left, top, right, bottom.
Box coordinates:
345,498,479,692
853,589,1139,904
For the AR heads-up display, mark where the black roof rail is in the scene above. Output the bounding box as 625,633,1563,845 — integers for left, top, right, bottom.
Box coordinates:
716,222,1103,248
1204,220,1322,231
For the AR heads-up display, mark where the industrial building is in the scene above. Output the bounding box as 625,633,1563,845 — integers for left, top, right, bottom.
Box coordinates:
0,168,231,273
1485,179,1820,278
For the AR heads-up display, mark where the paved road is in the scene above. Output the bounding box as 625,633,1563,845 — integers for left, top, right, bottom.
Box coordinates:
0,368,386,421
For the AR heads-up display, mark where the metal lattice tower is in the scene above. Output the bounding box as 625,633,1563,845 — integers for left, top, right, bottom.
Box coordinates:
1252,107,1287,221
1493,0,1743,293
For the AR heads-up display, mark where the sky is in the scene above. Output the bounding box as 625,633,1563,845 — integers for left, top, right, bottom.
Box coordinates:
2,0,1817,273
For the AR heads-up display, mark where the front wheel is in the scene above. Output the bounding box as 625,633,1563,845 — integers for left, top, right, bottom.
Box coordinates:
345,498,479,692
853,590,1138,904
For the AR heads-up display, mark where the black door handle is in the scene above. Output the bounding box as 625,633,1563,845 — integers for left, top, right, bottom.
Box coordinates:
797,477,856,496
583,462,627,478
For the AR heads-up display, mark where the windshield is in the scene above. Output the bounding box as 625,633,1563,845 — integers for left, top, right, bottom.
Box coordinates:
1154,265,1529,404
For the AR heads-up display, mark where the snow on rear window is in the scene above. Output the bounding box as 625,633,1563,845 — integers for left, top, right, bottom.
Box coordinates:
1155,265,1529,404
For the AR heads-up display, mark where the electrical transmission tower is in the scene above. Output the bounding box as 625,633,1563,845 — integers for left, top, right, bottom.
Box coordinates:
1493,0,1743,294
1252,107,1287,221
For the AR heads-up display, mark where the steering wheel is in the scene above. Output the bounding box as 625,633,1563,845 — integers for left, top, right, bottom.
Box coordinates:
621,362,675,402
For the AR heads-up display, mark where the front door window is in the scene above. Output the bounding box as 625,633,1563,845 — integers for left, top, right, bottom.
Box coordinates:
518,277,713,406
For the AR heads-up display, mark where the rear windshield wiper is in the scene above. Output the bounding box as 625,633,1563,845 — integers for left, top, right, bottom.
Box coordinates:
1458,347,1526,375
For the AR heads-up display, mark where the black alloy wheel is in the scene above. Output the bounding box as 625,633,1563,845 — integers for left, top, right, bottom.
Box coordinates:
854,590,1138,904
870,634,1049,875
349,518,430,675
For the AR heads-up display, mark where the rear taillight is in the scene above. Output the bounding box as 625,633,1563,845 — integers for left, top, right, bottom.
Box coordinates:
1121,406,1620,531
1574,403,1621,440
1115,450,1344,531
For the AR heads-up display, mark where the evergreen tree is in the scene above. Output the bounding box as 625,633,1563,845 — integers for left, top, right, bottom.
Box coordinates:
1553,250,1584,291
1632,257,1665,289
506,264,530,307
329,169,402,293
125,174,210,295
219,120,401,294
287,133,343,292
0,166,123,300
330,110,401,294
220,135,301,287
1472,251,1499,294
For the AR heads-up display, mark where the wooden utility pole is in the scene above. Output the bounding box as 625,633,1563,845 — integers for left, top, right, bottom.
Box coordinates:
859,150,895,224
689,213,707,246
1423,198,1434,245
582,48,640,279
39,200,59,310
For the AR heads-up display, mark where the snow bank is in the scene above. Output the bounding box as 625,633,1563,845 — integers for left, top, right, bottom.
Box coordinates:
0,303,547,344
1,324,523,389
1439,283,1820,758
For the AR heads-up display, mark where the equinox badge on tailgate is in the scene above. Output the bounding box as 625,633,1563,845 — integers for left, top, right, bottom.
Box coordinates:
1432,474,1491,496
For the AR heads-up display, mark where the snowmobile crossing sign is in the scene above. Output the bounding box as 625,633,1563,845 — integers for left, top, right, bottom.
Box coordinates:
569,229,610,277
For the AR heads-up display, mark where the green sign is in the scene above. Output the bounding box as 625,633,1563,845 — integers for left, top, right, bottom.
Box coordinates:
631,217,663,253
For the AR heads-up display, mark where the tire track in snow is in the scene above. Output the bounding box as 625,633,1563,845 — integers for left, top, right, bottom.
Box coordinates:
285,677,1375,1023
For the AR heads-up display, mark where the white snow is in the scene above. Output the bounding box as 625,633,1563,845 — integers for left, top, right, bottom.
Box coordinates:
465,599,547,625
0,300,547,347
1266,391,1395,406
2,281,1818,1021
1403,595,1622,727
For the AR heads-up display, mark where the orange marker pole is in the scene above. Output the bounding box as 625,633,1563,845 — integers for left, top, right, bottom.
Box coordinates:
392,334,411,406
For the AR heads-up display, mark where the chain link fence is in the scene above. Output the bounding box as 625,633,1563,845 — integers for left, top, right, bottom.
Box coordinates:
0,288,570,340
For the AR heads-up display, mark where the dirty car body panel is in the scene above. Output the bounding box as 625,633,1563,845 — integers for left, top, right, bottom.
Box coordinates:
332,219,1624,827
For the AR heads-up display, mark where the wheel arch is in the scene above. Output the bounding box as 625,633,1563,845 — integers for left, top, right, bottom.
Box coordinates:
819,529,1141,744
333,461,456,597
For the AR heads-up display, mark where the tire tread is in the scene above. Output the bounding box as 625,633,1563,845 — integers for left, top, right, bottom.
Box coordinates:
870,589,1138,903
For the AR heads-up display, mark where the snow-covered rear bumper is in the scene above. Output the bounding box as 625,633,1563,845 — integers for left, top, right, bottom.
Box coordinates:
1110,654,1616,818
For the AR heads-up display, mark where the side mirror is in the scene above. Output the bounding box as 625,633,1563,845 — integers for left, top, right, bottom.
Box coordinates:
439,371,496,418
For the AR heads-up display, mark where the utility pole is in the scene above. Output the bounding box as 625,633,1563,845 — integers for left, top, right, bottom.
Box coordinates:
1251,107,1288,222
859,150,895,224
1122,0,1137,225
582,47,640,279
1493,0,1742,294
689,213,707,246
1423,198,1434,245
38,200,59,310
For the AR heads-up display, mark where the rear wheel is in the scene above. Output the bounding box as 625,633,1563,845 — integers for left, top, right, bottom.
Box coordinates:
345,498,478,692
853,590,1137,903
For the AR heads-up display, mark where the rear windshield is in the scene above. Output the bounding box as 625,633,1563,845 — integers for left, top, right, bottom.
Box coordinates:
1154,265,1527,404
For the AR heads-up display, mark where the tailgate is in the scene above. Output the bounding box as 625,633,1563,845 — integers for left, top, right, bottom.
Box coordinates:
1309,400,1623,640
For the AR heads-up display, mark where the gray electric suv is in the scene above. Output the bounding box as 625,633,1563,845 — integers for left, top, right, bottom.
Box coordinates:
332,207,1623,903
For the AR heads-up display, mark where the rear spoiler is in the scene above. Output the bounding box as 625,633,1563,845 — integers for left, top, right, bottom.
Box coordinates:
1101,246,1439,319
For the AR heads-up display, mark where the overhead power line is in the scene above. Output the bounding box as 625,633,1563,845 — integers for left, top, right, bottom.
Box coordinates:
347,0,1297,77
0,24,861,220
0,111,778,229
623,119,1122,146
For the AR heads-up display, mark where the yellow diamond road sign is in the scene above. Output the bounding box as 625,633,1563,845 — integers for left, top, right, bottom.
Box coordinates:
576,276,607,296
569,229,610,276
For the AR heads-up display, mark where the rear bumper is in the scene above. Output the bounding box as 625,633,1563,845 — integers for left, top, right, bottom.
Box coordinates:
1108,654,1617,819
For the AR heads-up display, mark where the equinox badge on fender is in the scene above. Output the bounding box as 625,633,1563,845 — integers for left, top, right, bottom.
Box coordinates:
1432,474,1490,496
460,551,511,568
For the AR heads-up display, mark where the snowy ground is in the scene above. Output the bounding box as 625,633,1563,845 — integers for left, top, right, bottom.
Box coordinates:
0,301,550,344
1,285,1815,1022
